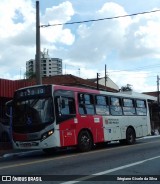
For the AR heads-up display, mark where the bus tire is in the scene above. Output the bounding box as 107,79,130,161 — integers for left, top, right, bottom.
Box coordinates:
126,128,136,145
78,130,93,152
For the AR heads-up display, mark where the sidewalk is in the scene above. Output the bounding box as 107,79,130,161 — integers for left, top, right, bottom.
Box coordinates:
0,143,38,157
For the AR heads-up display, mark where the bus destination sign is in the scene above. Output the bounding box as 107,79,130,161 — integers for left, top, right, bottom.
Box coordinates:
15,86,51,99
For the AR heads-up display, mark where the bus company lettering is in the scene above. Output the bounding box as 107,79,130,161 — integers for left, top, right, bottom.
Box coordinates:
67,132,72,136
105,119,119,125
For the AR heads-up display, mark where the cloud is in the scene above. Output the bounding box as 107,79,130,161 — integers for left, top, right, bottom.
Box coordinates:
42,1,74,24
40,1,75,45
0,0,75,79
121,10,160,59
0,1,159,93
68,2,160,63
109,71,156,92
68,2,131,63
0,0,35,38
0,0,35,79
62,2,159,92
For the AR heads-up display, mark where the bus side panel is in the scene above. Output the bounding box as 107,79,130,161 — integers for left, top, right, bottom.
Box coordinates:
76,115,104,144
128,116,148,138
58,115,105,147
103,116,123,141
59,119,77,147
93,115,104,143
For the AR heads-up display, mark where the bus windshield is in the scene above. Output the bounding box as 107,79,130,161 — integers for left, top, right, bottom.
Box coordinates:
13,97,54,126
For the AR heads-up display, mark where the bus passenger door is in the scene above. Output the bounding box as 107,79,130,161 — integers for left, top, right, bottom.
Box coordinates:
54,91,77,147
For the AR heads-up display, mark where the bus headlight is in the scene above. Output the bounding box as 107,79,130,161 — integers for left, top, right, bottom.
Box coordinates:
41,129,54,141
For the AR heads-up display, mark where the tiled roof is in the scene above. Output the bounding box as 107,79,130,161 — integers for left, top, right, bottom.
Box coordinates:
0,74,118,98
42,75,118,92
143,91,158,97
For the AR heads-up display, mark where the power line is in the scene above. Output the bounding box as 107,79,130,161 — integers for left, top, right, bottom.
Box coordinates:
40,9,160,27
109,73,158,79
108,63,160,74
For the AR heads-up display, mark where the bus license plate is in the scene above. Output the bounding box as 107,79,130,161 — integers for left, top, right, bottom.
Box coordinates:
19,142,32,147
19,142,39,147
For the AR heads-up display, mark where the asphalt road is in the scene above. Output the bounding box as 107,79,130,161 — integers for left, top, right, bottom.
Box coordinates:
0,136,160,184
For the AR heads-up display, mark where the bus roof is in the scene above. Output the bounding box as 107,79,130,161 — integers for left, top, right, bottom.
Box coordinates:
15,84,157,101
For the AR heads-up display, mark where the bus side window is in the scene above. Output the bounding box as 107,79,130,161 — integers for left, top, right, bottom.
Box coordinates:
123,98,136,115
78,94,95,115
136,100,147,115
56,96,76,115
78,94,86,114
110,97,122,116
95,95,110,115
55,96,76,124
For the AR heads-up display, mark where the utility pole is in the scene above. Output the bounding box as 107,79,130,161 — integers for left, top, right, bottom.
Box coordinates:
105,64,107,87
36,1,42,85
157,75,160,104
97,73,100,90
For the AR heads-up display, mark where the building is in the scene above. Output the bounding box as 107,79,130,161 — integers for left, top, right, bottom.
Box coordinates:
88,77,119,91
26,50,62,78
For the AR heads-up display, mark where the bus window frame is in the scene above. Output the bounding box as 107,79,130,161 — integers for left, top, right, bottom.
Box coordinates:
110,96,123,116
135,99,147,116
95,95,110,116
78,93,95,115
54,90,76,124
122,98,136,116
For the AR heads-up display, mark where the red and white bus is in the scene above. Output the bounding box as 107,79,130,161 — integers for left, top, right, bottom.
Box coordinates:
6,84,154,153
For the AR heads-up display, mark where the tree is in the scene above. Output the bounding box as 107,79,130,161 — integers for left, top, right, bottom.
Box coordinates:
121,84,132,92
24,71,36,79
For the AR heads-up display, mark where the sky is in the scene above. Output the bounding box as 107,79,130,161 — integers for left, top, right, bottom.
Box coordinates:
1,0,160,92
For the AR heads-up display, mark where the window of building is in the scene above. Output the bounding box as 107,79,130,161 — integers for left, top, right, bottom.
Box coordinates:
95,95,109,115
78,93,95,115
110,97,122,115
123,98,136,115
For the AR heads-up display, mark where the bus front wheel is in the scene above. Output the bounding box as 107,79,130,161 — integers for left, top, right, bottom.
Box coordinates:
78,130,93,152
126,128,136,145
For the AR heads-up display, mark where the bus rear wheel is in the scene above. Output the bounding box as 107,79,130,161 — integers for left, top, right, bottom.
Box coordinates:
78,130,93,152
126,128,136,145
